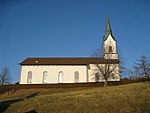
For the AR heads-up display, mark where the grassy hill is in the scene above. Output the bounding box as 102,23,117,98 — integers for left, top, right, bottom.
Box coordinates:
0,82,150,113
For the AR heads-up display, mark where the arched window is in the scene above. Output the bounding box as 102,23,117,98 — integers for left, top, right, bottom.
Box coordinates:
95,72,99,82
27,71,32,83
43,71,48,83
58,71,63,83
109,46,113,53
74,71,79,83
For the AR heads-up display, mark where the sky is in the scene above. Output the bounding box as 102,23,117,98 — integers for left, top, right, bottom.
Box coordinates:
0,0,150,83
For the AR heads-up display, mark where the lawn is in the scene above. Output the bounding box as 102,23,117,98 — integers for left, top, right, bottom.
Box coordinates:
0,82,150,113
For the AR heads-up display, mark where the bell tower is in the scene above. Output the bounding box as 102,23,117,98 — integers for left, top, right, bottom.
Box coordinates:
103,16,118,59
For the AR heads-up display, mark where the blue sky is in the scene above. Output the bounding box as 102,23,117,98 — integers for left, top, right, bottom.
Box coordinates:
0,0,150,83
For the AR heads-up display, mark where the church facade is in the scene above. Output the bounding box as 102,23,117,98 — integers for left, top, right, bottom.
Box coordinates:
19,16,120,84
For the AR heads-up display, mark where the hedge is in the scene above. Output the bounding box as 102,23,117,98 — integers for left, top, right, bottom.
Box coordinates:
0,78,150,94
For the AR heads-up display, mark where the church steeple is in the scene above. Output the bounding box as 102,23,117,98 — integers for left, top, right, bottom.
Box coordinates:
106,15,112,35
103,16,118,59
104,16,115,41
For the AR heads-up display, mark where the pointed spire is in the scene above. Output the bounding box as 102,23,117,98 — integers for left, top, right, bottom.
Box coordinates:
106,15,112,36
104,15,115,41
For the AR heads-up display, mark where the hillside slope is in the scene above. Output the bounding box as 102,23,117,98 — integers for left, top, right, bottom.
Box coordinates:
0,82,150,113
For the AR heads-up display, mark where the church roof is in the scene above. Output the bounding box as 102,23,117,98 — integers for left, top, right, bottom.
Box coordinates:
103,16,116,41
20,57,120,65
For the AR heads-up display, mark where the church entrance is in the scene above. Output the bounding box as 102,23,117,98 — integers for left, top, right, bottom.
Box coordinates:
58,71,63,83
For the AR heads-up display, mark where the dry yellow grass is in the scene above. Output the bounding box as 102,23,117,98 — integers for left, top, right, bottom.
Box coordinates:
0,82,150,113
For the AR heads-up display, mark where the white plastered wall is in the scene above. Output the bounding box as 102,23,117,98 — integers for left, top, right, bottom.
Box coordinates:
88,64,120,82
20,65,88,84
103,34,118,59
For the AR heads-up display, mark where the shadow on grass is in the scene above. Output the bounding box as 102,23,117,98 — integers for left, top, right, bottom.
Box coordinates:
0,88,18,95
25,109,38,113
0,92,39,113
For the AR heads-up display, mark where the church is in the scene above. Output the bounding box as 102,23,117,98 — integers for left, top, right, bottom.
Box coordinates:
19,16,120,84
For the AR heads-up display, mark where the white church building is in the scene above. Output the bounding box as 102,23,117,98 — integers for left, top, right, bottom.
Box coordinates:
19,16,120,84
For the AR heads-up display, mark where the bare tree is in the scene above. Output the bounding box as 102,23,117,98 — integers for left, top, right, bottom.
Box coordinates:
0,67,11,85
117,48,126,78
133,56,150,78
91,47,120,86
91,47,103,58
124,68,137,80
94,61,119,86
